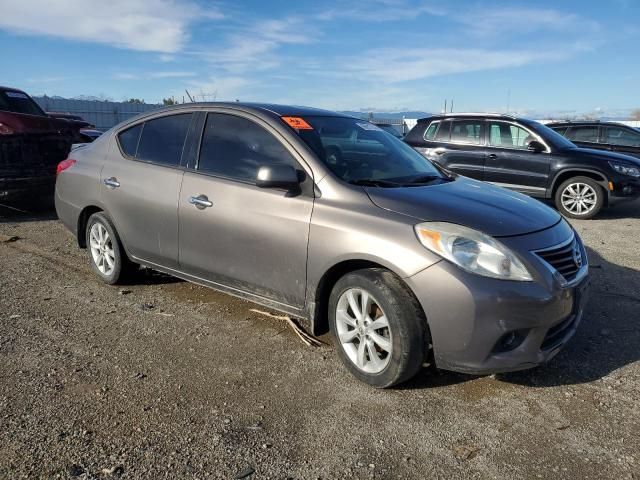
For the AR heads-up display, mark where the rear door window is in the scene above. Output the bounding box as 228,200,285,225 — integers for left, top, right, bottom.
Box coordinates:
135,113,193,166
566,126,599,143
450,120,483,145
434,121,451,141
198,113,297,183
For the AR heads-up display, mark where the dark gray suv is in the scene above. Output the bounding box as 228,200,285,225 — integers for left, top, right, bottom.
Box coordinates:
55,103,589,387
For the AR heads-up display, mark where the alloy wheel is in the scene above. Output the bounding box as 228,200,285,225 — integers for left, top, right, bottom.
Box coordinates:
335,288,392,374
89,223,115,276
560,182,598,216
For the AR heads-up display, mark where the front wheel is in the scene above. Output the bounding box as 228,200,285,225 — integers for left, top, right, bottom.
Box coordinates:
328,268,430,388
554,176,604,219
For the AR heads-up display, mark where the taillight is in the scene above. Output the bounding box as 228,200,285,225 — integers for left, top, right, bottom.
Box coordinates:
56,159,77,175
0,122,14,135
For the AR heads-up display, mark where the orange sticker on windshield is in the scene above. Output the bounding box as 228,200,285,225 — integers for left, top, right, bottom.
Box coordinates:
281,116,313,130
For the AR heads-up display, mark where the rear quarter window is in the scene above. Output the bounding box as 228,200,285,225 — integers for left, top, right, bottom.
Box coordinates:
118,124,143,157
423,121,440,141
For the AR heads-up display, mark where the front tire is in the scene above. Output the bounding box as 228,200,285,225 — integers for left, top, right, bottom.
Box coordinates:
86,212,134,285
328,268,430,388
554,176,604,219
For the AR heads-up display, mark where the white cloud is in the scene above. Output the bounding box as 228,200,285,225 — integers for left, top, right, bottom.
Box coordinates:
344,46,578,83
113,71,196,80
0,0,223,53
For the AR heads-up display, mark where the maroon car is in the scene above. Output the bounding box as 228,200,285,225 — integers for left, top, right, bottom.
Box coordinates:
0,86,84,201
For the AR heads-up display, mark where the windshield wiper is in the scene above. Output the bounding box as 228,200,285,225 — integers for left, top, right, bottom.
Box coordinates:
348,179,402,188
404,175,441,184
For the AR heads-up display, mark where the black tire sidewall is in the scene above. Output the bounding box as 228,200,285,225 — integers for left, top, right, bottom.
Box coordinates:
86,213,125,285
328,268,429,388
554,176,604,220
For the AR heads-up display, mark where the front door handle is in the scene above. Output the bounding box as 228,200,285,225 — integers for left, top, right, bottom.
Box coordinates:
433,147,447,155
189,194,213,209
487,154,498,160
103,177,120,189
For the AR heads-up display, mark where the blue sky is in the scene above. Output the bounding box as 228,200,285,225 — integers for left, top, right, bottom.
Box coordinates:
1,0,639,117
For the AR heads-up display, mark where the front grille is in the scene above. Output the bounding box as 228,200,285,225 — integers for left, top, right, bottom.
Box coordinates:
534,237,582,282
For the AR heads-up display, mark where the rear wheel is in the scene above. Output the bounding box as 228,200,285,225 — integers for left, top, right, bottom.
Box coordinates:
328,268,429,388
554,176,604,219
86,212,134,284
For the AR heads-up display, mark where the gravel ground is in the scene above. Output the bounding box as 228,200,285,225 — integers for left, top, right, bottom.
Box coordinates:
0,199,639,479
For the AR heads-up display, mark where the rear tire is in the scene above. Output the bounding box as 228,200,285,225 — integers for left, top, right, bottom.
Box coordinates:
328,268,430,388
86,212,134,285
554,176,604,219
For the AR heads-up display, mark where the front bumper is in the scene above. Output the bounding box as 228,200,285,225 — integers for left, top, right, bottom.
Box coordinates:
609,176,640,205
406,220,590,375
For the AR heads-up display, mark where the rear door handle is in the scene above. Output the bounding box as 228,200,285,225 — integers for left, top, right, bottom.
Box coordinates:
487,154,498,160
189,194,213,209
103,177,120,189
433,147,447,155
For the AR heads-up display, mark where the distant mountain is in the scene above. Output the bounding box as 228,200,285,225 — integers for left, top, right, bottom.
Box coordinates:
340,110,431,120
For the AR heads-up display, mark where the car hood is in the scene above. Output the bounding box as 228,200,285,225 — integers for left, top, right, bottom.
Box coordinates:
568,146,640,165
366,177,561,237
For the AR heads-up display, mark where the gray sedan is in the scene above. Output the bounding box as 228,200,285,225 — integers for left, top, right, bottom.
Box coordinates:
55,103,589,387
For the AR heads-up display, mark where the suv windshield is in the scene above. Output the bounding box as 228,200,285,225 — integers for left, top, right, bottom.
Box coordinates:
286,116,445,186
528,121,576,150
0,90,46,116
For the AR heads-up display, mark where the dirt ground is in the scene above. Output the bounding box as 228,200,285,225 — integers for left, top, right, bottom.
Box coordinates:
0,199,639,480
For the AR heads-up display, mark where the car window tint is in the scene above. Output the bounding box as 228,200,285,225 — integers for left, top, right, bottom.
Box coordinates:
423,121,440,141
434,121,451,141
605,127,640,147
198,113,297,182
118,124,143,157
488,122,536,150
566,126,598,143
136,113,193,166
450,120,482,144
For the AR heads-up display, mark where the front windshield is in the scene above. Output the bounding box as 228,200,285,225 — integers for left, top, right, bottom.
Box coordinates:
529,121,577,150
286,115,444,185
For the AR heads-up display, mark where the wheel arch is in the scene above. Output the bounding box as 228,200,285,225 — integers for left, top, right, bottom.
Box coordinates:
309,258,426,336
77,205,104,248
550,169,610,204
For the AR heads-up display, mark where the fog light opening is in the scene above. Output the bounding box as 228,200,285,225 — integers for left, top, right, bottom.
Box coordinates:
492,329,528,354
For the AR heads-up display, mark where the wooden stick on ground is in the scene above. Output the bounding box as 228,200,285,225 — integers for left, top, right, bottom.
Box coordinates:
249,309,323,347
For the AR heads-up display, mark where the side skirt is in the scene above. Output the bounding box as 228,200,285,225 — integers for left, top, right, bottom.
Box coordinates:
132,256,308,320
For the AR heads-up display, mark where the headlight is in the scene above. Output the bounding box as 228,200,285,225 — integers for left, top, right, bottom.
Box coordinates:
414,222,533,281
609,161,640,177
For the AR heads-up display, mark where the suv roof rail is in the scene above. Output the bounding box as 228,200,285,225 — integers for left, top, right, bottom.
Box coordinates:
438,112,518,119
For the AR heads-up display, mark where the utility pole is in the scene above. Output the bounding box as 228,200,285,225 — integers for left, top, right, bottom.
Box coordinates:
185,89,194,102
444,99,447,114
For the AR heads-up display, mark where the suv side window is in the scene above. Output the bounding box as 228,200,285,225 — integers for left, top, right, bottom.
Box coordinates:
118,124,143,157
135,113,193,166
488,122,536,150
605,126,640,147
423,121,440,141
550,126,568,136
566,126,599,143
450,120,482,145
198,113,297,183
434,121,451,141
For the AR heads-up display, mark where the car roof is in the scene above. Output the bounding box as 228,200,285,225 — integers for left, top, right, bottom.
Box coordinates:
0,86,29,94
152,102,354,119
546,120,633,128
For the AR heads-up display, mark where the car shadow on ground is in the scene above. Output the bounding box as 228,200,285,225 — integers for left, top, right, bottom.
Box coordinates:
403,246,640,390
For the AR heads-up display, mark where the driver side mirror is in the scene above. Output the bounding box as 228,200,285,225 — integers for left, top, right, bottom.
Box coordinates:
527,140,546,153
256,164,300,190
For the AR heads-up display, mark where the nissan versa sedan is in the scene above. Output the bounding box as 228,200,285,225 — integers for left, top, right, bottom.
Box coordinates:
55,103,589,388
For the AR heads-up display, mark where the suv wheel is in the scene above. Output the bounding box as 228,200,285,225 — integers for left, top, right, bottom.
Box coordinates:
86,212,134,284
328,268,429,388
554,176,604,219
